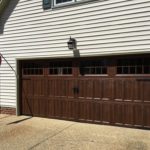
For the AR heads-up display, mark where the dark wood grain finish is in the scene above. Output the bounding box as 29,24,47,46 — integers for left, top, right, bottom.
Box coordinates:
21,56,150,129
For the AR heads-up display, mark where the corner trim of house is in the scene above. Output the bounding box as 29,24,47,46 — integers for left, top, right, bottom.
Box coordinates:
16,59,21,116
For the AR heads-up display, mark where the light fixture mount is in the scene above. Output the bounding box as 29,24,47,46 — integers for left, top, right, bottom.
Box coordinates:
67,36,77,50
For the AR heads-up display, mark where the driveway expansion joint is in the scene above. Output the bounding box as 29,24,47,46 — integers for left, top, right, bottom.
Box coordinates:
28,122,77,150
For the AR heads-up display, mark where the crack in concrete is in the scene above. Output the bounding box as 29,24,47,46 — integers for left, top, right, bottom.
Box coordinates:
28,122,77,150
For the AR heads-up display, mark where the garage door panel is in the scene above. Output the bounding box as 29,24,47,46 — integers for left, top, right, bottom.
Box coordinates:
57,80,66,97
47,80,56,97
79,79,113,100
46,99,55,117
113,103,124,125
102,102,111,124
61,100,70,119
64,79,74,98
33,78,45,96
22,79,33,96
78,100,95,121
78,80,86,98
93,80,103,99
25,96,47,117
102,80,112,101
32,98,39,116
49,80,62,97
114,80,124,101
143,105,150,127
114,79,144,102
84,80,93,98
78,101,86,121
94,101,102,122
124,80,134,101
51,98,77,120
22,78,46,117
143,82,150,102
54,80,63,97
53,99,62,118
134,81,143,102
123,104,134,126
47,79,74,97
61,99,77,120
22,79,34,115
78,79,97,99
134,104,143,127
38,97,47,117
135,80,150,103
113,103,134,126
85,101,94,121
22,96,33,115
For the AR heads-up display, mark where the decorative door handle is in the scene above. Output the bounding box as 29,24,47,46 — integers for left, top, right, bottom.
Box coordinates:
73,87,79,94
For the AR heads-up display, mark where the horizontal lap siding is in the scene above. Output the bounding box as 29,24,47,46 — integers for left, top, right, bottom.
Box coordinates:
0,0,150,107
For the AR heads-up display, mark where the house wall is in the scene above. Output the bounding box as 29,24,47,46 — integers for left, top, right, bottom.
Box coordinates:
0,0,150,110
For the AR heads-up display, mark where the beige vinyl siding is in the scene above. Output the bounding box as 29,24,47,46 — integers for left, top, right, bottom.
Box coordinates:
0,0,150,108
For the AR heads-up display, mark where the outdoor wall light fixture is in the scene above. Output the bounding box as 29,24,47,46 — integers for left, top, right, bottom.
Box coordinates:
67,37,77,50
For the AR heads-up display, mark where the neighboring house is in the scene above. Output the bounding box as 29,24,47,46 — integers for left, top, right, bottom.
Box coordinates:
0,0,150,129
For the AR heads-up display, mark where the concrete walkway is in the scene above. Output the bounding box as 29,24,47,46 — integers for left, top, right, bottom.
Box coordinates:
0,114,150,150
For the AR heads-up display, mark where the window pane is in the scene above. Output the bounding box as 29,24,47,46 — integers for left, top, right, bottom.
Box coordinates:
117,67,122,74
130,67,136,74
136,66,142,74
56,0,72,4
23,62,43,75
49,61,72,75
79,60,108,75
44,0,50,4
117,58,150,74
144,66,150,74
123,67,128,74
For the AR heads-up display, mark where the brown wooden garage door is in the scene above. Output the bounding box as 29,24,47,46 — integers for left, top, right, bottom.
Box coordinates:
20,56,150,129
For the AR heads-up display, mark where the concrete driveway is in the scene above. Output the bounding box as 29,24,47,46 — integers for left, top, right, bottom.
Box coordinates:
0,114,150,150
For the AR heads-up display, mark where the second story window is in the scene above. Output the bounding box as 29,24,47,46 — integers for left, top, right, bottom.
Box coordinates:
43,0,86,9
54,0,74,5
